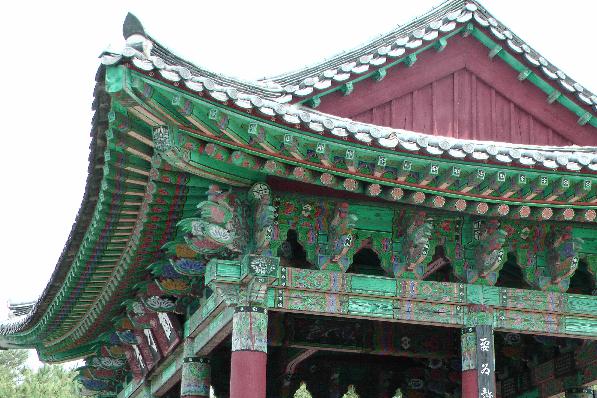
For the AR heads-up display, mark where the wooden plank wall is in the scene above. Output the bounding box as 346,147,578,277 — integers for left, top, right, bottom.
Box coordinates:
351,69,571,146
317,36,596,146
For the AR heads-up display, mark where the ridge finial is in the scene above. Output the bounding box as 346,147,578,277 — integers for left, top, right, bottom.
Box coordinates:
123,12,145,39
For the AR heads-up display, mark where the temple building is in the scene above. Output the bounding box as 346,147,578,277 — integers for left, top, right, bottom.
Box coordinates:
1,1,596,397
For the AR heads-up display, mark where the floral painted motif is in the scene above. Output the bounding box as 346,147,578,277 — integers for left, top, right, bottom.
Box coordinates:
513,224,583,292
231,307,268,353
249,183,276,255
181,357,210,397
178,185,249,259
171,258,207,276
247,255,279,277
453,219,507,285
319,202,358,272
143,296,177,312
152,125,171,152
89,356,126,370
392,211,435,279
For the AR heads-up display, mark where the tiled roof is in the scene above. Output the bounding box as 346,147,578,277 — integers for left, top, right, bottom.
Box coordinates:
3,0,597,346
8,302,36,317
118,1,597,110
260,0,597,109
0,69,110,339
100,3,597,172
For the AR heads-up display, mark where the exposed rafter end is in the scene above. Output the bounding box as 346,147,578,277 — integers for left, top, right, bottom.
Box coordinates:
555,208,576,221
547,90,562,104
517,68,532,81
315,142,332,167
262,159,288,177
488,44,503,59
372,68,387,82
340,82,354,96
446,198,468,212
406,191,426,205
434,37,447,52
342,178,361,193
282,134,306,160
358,182,378,197
384,187,404,202
247,122,276,152
404,53,417,67
344,148,358,173
461,23,474,37
305,97,321,108
319,172,337,188
577,112,592,126
290,166,313,182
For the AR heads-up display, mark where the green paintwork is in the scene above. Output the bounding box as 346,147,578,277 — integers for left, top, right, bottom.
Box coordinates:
204,257,597,337
469,29,596,128
6,30,597,397
106,66,124,93
292,24,596,129
117,68,597,224
349,275,397,296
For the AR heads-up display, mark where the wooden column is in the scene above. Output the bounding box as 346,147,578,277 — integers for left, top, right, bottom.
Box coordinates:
461,325,496,398
230,306,268,398
565,387,594,398
462,327,479,398
180,338,210,398
329,367,341,398
280,374,293,398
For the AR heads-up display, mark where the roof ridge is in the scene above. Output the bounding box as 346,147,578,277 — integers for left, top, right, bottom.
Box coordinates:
261,0,464,84
254,0,595,111
112,1,596,113
101,43,597,171
0,71,111,341
122,12,285,98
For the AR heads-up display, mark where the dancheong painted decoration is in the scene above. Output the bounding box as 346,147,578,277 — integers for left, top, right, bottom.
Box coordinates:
1,1,596,397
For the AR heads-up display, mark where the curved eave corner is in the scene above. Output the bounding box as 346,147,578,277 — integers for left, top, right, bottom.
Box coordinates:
0,66,111,350
100,5,597,172
260,0,597,119
96,65,597,224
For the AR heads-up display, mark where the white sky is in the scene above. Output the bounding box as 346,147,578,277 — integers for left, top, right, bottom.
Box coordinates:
0,0,595,362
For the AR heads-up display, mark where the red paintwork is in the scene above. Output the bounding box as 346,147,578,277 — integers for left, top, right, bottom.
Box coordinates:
123,345,145,380
230,351,267,398
462,369,479,398
268,177,388,203
150,312,181,356
317,35,596,146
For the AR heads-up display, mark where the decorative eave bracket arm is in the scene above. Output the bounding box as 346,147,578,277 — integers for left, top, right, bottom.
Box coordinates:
516,225,583,292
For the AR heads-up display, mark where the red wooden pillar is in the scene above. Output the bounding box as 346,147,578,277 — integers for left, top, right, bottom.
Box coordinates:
462,327,479,398
230,306,268,398
461,325,496,398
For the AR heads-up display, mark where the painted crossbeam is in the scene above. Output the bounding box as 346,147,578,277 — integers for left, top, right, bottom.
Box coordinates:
194,265,597,338
116,69,597,227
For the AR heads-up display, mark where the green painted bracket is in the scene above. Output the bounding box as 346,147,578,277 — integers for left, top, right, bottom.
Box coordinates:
106,66,125,93
470,29,596,128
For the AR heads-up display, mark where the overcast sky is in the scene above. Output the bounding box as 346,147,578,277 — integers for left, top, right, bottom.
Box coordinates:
0,0,595,362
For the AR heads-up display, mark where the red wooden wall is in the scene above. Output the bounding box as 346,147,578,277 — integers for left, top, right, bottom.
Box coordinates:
351,69,570,145
317,36,596,146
